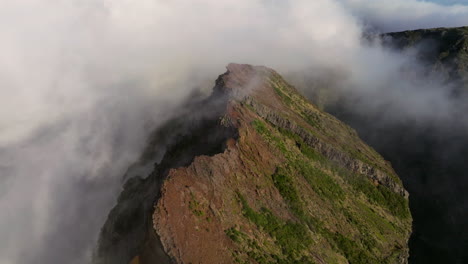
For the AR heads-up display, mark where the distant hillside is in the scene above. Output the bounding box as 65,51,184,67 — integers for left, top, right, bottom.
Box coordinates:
384,27,468,91
95,64,411,264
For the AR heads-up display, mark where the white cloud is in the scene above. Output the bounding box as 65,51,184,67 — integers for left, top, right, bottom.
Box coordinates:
0,0,466,263
341,0,468,32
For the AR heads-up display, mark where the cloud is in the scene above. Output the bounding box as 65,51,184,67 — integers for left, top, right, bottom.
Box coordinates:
0,0,467,263
340,0,468,32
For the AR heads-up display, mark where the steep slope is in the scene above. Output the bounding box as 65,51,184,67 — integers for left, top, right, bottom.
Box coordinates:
319,27,468,264
96,64,411,264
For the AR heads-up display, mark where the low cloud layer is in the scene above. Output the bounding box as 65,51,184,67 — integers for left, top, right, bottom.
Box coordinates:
341,0,468,32
0,0,467,263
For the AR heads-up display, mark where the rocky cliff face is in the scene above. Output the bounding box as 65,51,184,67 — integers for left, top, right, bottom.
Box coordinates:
95,64,411,264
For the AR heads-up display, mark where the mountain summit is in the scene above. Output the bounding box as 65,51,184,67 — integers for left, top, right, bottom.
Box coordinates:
96,64,411,264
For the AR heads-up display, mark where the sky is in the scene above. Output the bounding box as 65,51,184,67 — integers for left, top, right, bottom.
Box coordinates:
0,1,467,264
341,0,468,31
431,0,468,5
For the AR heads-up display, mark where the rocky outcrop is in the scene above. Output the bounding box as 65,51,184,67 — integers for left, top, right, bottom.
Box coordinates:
96,63,412,264
94,87,237,264
244,97,408,198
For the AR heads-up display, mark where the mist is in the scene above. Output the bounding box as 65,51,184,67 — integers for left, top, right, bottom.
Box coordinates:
1,0,467,263
341,0,468,32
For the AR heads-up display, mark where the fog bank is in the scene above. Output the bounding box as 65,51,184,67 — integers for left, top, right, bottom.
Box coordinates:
1,0,467,263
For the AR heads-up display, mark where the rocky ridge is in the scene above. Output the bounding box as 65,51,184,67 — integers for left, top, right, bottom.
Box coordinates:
96,63,412,264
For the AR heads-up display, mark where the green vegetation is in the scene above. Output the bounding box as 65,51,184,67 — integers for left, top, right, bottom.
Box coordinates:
188,192,204,217
252,119,287,154
268,74,403,185
278,127,326,163
377,185,410,218
246,114,409,262
227,231,315,264
271,79,294,106
275,126,344,202
252,119,268,135
236,192,314,263
302,111,322,129
271,171,304,216
301,164,345,201
268,167,376,264
273,85,293,106
242,74,410,263
269,166,376,263
330,232,376,264
344,173,410,219
225,227,248,243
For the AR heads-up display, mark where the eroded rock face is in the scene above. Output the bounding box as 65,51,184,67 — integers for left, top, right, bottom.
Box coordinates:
94,86,236,264
96,64,412,264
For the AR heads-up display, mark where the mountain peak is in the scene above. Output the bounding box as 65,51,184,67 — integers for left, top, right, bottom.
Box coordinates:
214,63,274,97
96,64,411,264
